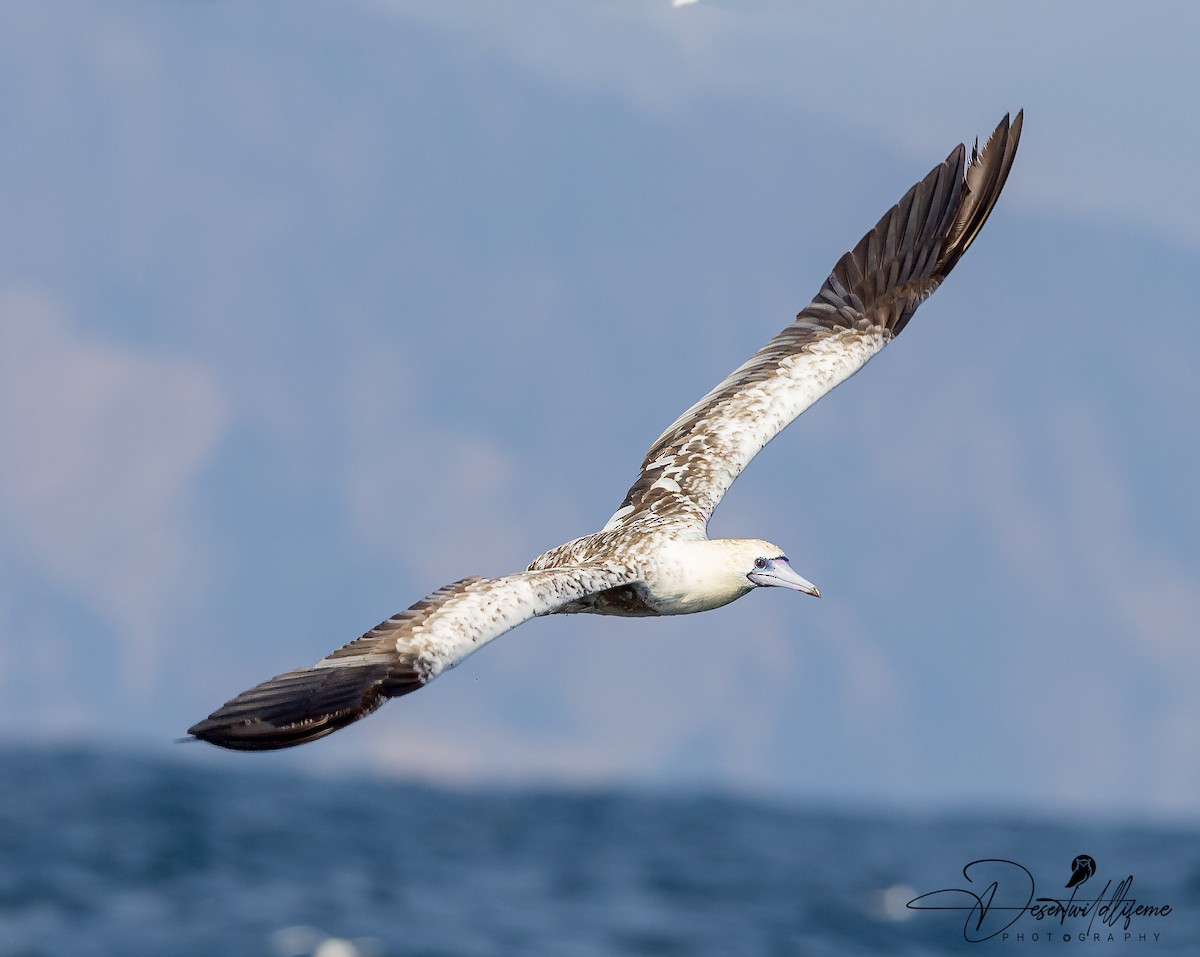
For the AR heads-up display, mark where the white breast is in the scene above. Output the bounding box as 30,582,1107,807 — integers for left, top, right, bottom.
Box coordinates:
642,540,756,615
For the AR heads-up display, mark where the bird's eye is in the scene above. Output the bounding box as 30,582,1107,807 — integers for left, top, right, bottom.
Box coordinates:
754,557,767,569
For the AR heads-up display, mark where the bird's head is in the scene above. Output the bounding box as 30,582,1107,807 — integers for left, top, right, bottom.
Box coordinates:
727,539,821,598
658,538,821,613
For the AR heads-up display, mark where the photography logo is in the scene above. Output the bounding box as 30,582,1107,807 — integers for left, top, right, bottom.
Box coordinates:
907,854,1172,943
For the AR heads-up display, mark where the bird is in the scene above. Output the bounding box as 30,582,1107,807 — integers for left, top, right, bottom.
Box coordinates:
189,111,1023,751
1066,854,1096,889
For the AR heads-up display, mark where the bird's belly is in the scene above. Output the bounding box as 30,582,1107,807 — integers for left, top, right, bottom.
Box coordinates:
647,588,746,616
554,583,661,618
556,583,746,618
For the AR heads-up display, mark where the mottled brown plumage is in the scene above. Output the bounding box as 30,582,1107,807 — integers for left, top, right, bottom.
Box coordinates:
607,112,1022,534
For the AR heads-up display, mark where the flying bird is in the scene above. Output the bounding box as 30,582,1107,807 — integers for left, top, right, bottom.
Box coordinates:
189,112,1023,751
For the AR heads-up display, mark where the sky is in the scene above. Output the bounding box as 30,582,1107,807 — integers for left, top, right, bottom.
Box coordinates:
0,0,1197,821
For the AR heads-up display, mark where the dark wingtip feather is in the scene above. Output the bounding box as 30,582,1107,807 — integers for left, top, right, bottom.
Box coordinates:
188,580,485,752
187,658,415,752
813,111,1022,340
187,706,366,752
936,110,1023,276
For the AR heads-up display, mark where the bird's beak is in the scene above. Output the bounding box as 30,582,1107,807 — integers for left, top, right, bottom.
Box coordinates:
748,558,820,597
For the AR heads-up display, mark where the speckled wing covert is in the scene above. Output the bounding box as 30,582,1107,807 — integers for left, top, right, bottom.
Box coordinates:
188,565,635,751
605,112,1022,533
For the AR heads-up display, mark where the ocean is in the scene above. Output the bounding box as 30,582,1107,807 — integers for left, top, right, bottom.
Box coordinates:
0,747,1194,956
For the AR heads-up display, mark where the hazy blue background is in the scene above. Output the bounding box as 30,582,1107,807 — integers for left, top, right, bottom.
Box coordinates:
1,0,1197,821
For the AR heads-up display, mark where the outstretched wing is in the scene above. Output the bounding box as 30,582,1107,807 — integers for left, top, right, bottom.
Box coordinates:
188,564,635,751
604,112,1022,534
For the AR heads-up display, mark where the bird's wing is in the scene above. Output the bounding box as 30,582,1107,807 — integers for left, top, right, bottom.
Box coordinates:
188,564,635,751
603,112,1022,534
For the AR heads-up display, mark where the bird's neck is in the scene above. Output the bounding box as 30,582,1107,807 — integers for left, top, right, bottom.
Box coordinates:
648,539,756,615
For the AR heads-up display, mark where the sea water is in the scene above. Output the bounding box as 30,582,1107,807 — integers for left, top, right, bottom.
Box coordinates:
0,747,1194,956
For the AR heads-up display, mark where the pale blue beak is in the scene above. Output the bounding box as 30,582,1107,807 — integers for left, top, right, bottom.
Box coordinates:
747,558,820,597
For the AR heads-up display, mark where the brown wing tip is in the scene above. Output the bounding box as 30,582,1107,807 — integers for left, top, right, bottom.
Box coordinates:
187,659,408,752
818,110,1022,338
187,711,358,751
937,110,1023,275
